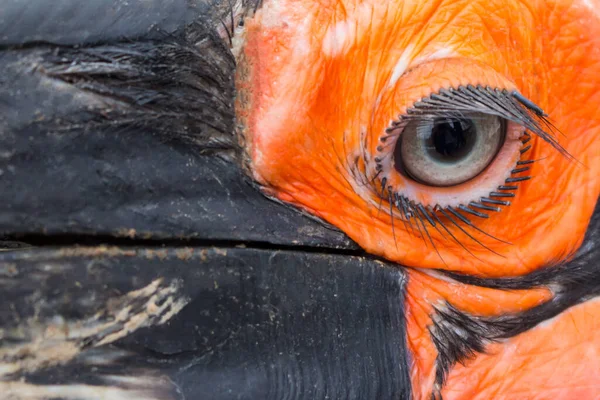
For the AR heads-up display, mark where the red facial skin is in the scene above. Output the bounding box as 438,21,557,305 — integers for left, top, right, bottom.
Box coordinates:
236,0,600,397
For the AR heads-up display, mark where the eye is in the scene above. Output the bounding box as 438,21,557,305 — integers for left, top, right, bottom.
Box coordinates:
368,82,576,264
371,83,567,247
396,113,505,187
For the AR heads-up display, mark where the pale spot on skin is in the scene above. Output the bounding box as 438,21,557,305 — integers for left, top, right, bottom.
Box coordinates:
388,46,458,89
321,3,374,57
322,19,357,57
582,0,600,17
413,47,458,66
257,0,288,29
376,46,457,110
388,44,416,88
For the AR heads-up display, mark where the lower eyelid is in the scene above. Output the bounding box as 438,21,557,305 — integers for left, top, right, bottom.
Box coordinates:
382,121,525,207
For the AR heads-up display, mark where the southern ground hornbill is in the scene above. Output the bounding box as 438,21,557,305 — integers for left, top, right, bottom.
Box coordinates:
0,0,599,399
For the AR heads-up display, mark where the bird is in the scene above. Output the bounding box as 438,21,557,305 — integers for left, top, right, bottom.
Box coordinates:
0,0,598,399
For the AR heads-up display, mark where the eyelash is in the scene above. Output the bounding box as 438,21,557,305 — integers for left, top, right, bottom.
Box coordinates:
364,85,569,261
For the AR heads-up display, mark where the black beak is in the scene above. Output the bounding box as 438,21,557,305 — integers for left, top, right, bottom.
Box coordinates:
0,1,412,398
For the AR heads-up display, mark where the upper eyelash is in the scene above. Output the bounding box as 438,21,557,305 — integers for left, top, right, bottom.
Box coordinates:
366,85,567,261
376,85,570,158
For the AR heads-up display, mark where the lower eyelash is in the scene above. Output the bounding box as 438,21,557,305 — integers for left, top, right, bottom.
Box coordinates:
382,132,535,261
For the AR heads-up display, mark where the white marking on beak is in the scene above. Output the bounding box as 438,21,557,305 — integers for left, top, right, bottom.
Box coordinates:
0,279,189,378
0,380,174,400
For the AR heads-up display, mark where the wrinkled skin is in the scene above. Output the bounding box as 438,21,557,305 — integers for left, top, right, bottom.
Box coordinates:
0,0,599,399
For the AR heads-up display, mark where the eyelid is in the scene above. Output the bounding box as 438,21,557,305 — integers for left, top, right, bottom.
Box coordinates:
365,61,529,205
380,120,524,207
367,55,572,212
368,58,516,156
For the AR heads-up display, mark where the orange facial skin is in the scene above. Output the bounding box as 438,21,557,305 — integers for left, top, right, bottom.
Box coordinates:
443,298,600,400
238,0,600,276
236,0,600,398
405,271,553,398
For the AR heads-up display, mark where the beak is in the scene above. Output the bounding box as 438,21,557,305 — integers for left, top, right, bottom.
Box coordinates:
0,1,412,398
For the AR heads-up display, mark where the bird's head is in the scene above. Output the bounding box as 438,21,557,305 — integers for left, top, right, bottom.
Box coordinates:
0,0,598,399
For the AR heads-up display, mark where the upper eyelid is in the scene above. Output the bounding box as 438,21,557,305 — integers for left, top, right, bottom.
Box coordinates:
378,85,569,159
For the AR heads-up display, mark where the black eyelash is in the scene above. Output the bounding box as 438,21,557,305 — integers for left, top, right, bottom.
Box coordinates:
377,85,569,158
371,85,568,258
217,0,264,47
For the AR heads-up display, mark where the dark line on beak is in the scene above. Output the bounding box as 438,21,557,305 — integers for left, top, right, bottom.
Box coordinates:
0,233,372,258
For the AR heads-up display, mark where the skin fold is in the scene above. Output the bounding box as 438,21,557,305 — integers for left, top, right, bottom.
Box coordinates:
237,0,600,398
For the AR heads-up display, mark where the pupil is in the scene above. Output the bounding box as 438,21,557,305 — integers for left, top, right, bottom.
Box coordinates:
431,118,470,158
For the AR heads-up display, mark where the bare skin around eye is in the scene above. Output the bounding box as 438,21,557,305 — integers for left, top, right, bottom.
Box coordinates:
237,0,600,277
236,0,600,398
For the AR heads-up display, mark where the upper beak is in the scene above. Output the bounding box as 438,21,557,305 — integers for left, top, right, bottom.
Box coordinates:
0,2,412,398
